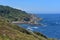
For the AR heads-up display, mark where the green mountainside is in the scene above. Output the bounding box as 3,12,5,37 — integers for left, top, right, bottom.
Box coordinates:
0,5,30,22
0,5,57,40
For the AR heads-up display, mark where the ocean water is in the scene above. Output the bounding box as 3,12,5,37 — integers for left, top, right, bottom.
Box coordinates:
35,14,60,38
18,14,60,38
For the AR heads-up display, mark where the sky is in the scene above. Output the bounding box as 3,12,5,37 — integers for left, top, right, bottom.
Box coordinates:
0,0,60,13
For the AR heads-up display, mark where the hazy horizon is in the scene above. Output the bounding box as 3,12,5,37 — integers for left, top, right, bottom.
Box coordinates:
0,0,60,14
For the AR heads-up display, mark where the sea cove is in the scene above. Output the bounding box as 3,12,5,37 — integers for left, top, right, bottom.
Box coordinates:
18,14,60,38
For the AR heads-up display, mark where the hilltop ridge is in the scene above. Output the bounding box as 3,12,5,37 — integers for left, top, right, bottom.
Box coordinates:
0,5,30,22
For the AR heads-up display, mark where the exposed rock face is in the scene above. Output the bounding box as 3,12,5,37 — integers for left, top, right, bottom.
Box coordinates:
22,14,42,24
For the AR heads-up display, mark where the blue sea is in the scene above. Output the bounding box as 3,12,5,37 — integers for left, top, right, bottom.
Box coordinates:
18,14,60,38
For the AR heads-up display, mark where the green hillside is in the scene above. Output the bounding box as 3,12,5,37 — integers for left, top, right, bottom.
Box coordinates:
0,17,47,40
0,5,30,22
0,17,57,40
0,5,57,40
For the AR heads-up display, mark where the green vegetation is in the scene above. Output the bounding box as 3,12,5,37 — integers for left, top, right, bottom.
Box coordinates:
0,5,30,22
0,5,57,40
0,17,42,40
0,17,57,40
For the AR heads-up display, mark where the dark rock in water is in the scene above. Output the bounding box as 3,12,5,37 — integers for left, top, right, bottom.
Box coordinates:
24,17,30,21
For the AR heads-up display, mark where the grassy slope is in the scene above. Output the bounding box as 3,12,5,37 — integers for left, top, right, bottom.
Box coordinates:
0,17,57,40
0,17,45,40
0,5,57,40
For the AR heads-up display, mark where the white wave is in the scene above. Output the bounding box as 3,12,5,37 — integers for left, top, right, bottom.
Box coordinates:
27,27,33,31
